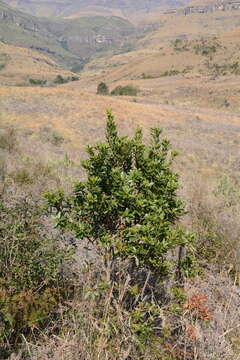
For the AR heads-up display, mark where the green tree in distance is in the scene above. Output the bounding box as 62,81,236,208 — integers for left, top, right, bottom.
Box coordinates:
46,110,192,275
97,82,109,95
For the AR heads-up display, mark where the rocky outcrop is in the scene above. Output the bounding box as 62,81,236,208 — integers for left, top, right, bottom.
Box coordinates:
184,1,240,14
165,1,240,15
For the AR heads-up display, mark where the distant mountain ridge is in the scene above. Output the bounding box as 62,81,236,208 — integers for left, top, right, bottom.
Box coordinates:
3,0,191,18
0,1,135,68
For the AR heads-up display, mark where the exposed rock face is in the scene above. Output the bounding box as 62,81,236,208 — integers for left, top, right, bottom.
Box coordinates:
162,1,240,14
178,1,240,15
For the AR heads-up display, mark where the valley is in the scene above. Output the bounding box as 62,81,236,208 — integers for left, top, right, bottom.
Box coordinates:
0,0,135,68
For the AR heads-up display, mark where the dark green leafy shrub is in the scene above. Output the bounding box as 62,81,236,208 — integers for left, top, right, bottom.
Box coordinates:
71,76,80,81
54,75,67,84
111,85,138,96
46,111,191,274
97,82,109,95
54,75,79,85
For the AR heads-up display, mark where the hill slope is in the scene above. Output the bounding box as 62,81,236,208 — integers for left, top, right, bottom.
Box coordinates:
0,42,76,85
0,1,135,68
4,0,191,18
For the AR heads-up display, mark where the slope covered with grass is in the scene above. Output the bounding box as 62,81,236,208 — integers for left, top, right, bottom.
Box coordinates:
0,1,135,68
0,43,77,85
4,0,191,18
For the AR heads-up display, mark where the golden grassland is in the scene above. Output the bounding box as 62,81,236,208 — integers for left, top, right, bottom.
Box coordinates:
0,43,74,85
144,9,240,36
64,11,240,117
0,85,239,181
76,25,240,86
69,9,240,85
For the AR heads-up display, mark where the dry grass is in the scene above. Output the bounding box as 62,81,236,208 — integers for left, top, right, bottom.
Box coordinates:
0,43,74,85
183,270,240,360
0,85,239,178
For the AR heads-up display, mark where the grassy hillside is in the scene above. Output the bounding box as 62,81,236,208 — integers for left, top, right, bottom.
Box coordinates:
0,1,79,66
4,0,191,19
0,85,239,175
0,43,77,85
68,9,240,112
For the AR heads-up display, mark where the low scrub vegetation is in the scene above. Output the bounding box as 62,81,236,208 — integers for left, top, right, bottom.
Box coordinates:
0,63,6,71
193,38,221,57
111,85,139,96
27,75,80,87
207,61,240,77
29,78,47,86
160,69,181,77
97,81,109,95
54,75,79,85
172,38,190,52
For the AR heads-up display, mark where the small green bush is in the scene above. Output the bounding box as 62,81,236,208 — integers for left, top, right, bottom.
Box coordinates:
54,75,79,85
29,78,47,86
97,82,109,95
46,110,192,274
111,85,138,96
54,74,67,84
71,76,80,81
